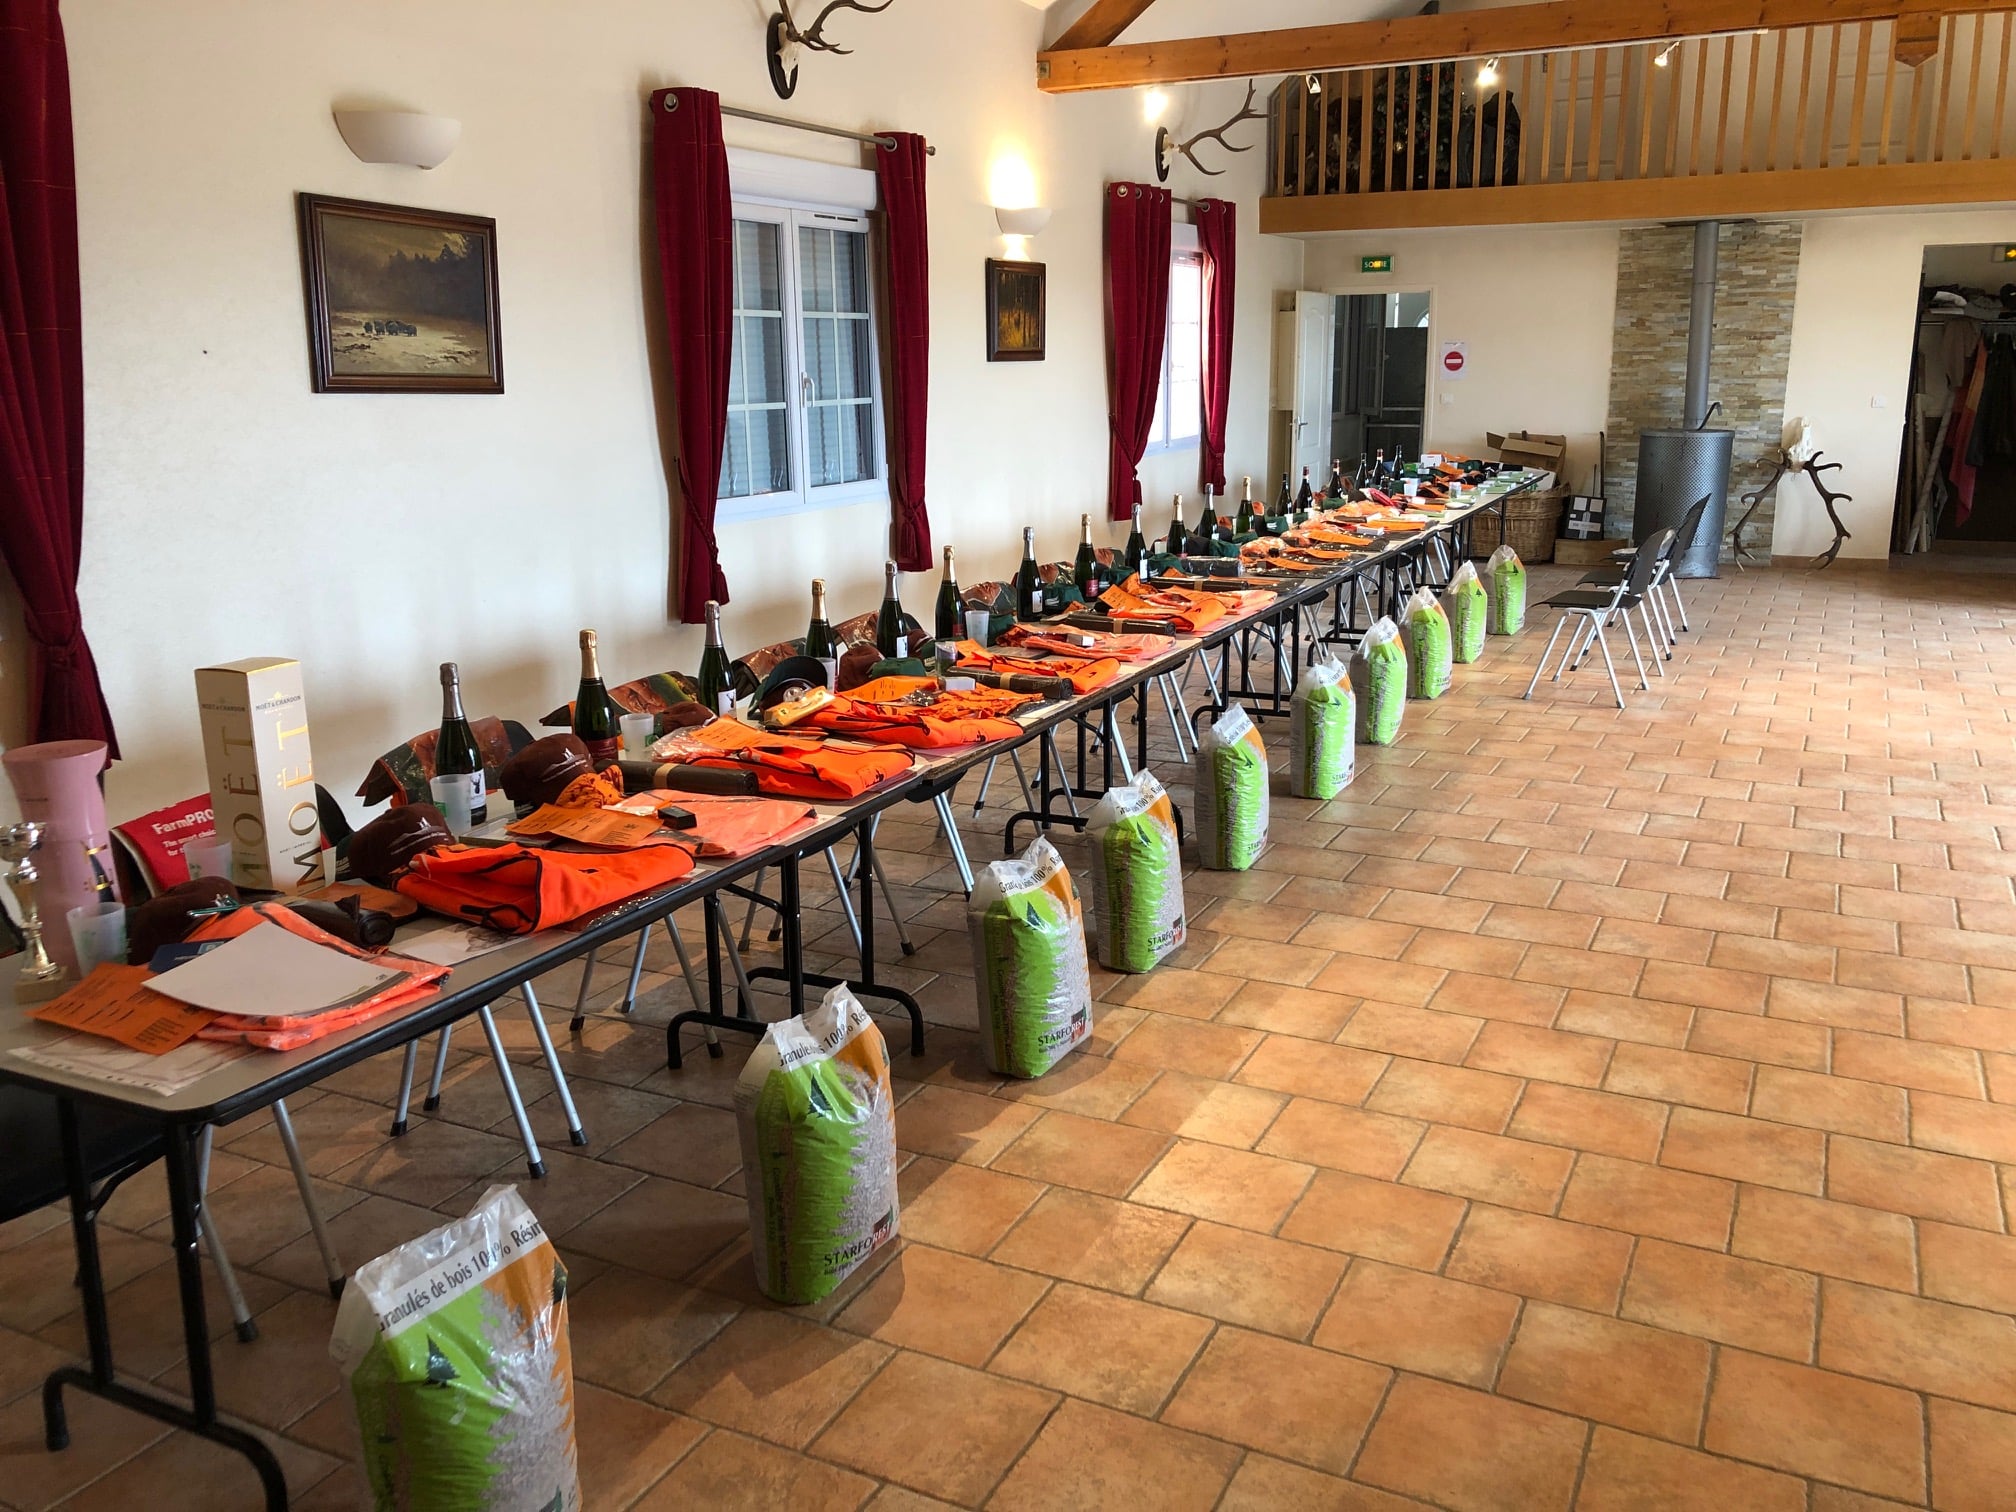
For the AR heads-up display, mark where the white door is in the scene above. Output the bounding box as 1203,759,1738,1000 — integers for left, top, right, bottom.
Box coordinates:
1291,291,1335,492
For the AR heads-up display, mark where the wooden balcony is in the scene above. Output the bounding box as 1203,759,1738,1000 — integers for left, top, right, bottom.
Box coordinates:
1259,10,2016,233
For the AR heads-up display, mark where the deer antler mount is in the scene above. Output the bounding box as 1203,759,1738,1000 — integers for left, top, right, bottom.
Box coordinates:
1156,81,1265,182
768,0,894,99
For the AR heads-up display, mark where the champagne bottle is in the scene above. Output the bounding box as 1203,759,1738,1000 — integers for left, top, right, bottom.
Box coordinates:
1277,472,1293,514
572,630,619,766
697,600,735,716
803,578,838,688
1165,494,1188,557
874,559,907,659
431,661,487,830
1073,513,1105,601
1016,526,1044,622
1327,460,1345,499
1355,453,1371,487
1124,503,1147,576
1373,448,1388,486
1296,466,1314,521
1234,476,1255,537
1195,485,1218,546
934,546,962,640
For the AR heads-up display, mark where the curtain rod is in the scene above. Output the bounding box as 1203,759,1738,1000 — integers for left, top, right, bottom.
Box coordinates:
662,93,935,155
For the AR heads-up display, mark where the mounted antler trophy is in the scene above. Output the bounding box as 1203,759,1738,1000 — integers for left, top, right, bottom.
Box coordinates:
1155,81,1265,182
766,0,894,100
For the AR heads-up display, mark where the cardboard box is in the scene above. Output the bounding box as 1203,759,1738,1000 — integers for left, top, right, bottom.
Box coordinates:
1487,430,1568,489
1554,537,1626,567
194,657,323,893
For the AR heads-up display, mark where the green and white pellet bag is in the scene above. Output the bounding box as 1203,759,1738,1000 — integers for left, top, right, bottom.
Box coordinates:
1401,587,1453,700
734,982,900,1304
1350,616,1407,747
331,1185,580,1512
1194,704,1270,871
1289,658,1355,800
1487,544,1527,635
967,837,1094,1077
1086,770,1186,973
1443,562,1488,665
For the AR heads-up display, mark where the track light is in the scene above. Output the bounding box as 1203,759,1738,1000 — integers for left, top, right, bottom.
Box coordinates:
1305,72,1322,95
1653,41,1678,67
1476,57,1501,87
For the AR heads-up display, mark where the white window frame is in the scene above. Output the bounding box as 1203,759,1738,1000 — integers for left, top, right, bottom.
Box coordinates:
718,197,888,523
1145,236,1207,457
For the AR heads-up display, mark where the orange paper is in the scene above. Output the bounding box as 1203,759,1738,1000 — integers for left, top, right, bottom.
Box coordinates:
31,964,218,1054
506,804,665,849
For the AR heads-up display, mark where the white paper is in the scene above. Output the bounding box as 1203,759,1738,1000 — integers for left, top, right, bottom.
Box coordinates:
12,1033,254,1098
397,922,549,967
145,926,399,1018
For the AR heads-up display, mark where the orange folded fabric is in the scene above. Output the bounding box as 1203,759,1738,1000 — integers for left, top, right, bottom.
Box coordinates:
951,642,1123,695
997,627,1177,662
677,718,915,799
801,676,1034,748
397,842,697,934
616,792,818,859
1101,575,1230,634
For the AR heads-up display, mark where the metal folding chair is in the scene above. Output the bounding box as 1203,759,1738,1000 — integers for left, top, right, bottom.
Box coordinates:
1524,528,1673,709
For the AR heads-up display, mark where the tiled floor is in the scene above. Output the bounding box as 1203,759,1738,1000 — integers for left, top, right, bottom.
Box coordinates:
6,561,2016,1510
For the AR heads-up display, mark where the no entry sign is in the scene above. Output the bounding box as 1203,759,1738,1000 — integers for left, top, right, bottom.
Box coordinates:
1439,341,1468,380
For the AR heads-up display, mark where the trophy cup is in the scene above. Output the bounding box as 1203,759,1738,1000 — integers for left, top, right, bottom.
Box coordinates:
2,822,71,1003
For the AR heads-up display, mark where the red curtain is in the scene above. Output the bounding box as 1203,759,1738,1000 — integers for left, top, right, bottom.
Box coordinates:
874,133,932,572
1195,198,1237,496
1104,182,1171,521
0,0,117,754
649,87,734,620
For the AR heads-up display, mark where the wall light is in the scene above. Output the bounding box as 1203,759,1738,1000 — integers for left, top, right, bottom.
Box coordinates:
995,205,1052,237
1142,87,1169,124
333,109,461,169
1476,57,1501,88
1653,41,1679,67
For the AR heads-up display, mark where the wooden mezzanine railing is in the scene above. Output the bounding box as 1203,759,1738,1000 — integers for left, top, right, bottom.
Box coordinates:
1261,10,2016,232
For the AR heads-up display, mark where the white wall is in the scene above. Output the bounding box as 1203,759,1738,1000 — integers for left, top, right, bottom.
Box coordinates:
17,0,1299,828
1302,228,1621,491
1777,209,2016,559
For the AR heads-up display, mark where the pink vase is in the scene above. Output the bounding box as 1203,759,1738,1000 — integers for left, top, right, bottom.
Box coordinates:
4,740,117,976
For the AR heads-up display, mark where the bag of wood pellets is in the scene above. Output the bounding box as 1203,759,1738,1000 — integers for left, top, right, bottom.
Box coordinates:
1487,544,1526,635
967,837,1094,1077
1350,616,1407,747
331,1185,581,1512
1085,770,1186,973
1194,704,1270,871
1401,587,1453,700
734,983,899,1304
1443,562,1488,665
1290,658,1355,800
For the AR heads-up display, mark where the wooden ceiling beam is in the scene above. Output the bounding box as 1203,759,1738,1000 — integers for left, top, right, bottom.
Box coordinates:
1049,0,1163,54
1037,0,2016,92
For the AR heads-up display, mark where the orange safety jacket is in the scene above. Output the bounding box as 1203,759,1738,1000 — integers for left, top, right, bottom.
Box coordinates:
801,676,1034,748
397,842,697,934
676,717,915,799
996,627,1176,662
951,642,1123,695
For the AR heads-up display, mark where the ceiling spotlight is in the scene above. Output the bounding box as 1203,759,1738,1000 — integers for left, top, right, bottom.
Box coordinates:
1305,72,1322,95
1653,41,1679,67
1476,57,1501,87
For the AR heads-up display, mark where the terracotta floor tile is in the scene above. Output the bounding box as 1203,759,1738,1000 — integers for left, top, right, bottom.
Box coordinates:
1497,1302,1713,1443
1110,967,1243,1020
1233,1035,1392,1103
1291,913,1420,959
1556,989,1695,1049
1314,955,1449,1008
565,1269,739,1397
1817,1278,2016,1412
626,1428,874,1512
1637,958,1772,1014
1313,1258,1517,1386
1334,1001,1484,1064
1767,978,1905,1036
987,1282,1211,1414
1658,894,1780,940
1161,1326,1389,1474
1836,948,1971,1000
1145,1219,1347,1337
810,1349,1056,1505
988,1052,1161,1119
1572,1426,1806,1512
1928,1397,2016,1512
1591,916,1716,966
894,1158,1044,1256
1658,1106,1825,1194
1621,1237,1818,1360
989,1398,1239,1512
834,1243,1049,1367
894,1083,1044,1165
1828,1030,1982,1100
1604,1041,1754,1115
650,1309,891,1448
1119,1069,1287,1148
1464,1021,1615,1088
1400,1125,1574,1212
1730,1186,1918,1292
1279,1169,1468,1268
1255,1098,1428,1180
1218,1454,1431,1511
1131,1139,1315,1230
989,1189,1190,1293
1366,1059,1523,1133
1478,902,1599,949
1352,1374,1585,1512
564,1175,746,1282
1425,971,1565,1027
1907,998,2016,1056
1827,1135,2005,1230
1918,1220,2016,1314
1506,1082,1667,1162
1703,1350,1925,1502
1202,935,1337,988
1199,896,1319,944
1712,933,1837,983
1400,926,1529,978
1751,1064,1909,1141
1217,981,1361,1040
1909,1088,2016,1162
1558,1154,1737,1250
1108,1014,1265,1080
991,1109,1171,1197
1685,1008,1830,1071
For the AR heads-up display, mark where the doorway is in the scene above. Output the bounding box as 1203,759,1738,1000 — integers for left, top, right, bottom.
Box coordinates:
1896,244,2016,552
1333,292,1430,479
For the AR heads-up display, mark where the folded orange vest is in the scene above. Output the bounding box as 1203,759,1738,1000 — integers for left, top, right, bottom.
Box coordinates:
951,642,1122,695
676,718,915,799
1101,575,1233,634
802,677,1032,749
396,842,696,934
996,627,1176,663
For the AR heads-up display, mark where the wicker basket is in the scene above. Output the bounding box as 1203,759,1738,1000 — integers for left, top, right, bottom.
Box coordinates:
1469,487,1567,563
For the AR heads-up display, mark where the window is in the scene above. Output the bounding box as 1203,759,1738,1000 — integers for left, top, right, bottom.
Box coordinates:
1146,249,1206,453
720,203,884,518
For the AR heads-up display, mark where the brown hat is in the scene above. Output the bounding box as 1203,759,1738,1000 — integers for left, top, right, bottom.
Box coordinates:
348,804,452,884
501,734,594,807
126,875,240,965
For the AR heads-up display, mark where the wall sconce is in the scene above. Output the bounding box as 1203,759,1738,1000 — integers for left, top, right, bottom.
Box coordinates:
332,109,461,169
995,205,1052,238
1653,41,1679,67
1476,57,1502,88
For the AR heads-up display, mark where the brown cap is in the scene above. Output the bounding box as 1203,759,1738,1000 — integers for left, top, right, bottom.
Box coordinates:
348,804,451,884
500,733,595,806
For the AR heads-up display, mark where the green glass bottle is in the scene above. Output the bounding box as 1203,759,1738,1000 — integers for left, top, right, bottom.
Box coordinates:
1165,494,1188,558
431,661,487,829
874,560,906,659
803,578,838,687
1124,503,1147,576
1016,527,1044,623
934,546,962,640
1073,513,1105,601
571,630,618,765
1194,485,1217,546
696,600,735,716
1234,476,1255,537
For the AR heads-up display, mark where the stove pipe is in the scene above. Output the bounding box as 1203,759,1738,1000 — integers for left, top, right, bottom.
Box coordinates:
1684,220,1719,429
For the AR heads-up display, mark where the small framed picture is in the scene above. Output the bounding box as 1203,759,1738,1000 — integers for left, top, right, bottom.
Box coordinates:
297,193,504,393
986,258,1046,362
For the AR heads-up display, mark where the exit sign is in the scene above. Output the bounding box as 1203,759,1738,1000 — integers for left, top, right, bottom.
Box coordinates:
1361,254,1394,274
1998,245,2016,262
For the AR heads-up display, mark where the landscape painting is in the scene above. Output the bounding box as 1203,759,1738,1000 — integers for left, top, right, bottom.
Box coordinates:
298,194,503,393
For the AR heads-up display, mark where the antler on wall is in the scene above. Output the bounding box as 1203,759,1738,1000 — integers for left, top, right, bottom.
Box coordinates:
1156,81,1265,181
768,0,894,98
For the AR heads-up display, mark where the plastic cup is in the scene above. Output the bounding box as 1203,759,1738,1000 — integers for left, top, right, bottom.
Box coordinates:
964,609,991,648
429,774,473,836
67,900,127,976
1403,479,1420,498
620,712,657,755
184,837,236,884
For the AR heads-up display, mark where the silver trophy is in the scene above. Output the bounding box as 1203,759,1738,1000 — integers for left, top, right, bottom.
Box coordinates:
2,822,70,1002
